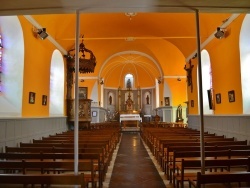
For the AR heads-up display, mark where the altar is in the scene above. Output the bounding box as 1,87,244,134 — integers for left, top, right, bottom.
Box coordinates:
120,114,142,127
118,79,142,131
120,113,142,131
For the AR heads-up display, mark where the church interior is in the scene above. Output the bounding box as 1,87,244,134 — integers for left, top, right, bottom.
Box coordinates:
1,1,250,188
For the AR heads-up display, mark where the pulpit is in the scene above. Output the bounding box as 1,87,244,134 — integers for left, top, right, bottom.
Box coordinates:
67,99,92,129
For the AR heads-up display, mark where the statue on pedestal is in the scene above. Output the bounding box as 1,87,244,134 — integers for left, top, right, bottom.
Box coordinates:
126,94,133,111
126,79,132,89
146,95,149,104
109,95,112,105
176,104,184,122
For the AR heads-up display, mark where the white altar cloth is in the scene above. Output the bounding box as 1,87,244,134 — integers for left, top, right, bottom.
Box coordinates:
119,114,142,123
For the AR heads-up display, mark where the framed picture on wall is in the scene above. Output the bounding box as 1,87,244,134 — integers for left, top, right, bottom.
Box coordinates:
92,111,97,117
216,93,221,104
228,90,235,102
42,95,47,105
29,92,36,104
79,87,88,99
191,100,194,107
164,97,170,106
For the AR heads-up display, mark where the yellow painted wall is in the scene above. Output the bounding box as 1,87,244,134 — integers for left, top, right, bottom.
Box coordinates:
19,16,60,117
209,15,244,114
78,79,96,100
164,78,187,107
17,13,246,117
187,15,245,115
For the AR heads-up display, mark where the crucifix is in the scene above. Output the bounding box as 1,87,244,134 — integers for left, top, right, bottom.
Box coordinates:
184,59,194,93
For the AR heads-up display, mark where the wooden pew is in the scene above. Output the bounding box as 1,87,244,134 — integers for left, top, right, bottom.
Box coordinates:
39,137,118,151
157,139,243,169
20,142,113,155
0,152,104,187
0,160,96,187
153,136,236,164
175,157,250,188
188,171,250,188
164,145,250,180
171,150,230,187
141,127,203,148
160,140,248,171
0,173,86,187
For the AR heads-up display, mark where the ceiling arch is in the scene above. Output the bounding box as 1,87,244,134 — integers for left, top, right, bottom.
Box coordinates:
99,50,163,88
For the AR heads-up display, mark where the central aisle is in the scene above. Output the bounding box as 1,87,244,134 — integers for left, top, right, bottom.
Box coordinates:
109,132,166,188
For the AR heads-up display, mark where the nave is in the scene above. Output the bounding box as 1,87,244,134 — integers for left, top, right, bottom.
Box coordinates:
107,132,167,188
1,124,250,188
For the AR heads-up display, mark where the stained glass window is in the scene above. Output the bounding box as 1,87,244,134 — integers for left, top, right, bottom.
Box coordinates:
0,34,3,93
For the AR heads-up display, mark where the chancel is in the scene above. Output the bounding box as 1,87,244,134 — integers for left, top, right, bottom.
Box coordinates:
119,78,142,131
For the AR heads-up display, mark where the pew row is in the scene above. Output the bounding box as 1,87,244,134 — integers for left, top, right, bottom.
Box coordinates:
0,152,103,187
0,173,86,187
188,171,250,188
0,160,97,187
175,157,250,188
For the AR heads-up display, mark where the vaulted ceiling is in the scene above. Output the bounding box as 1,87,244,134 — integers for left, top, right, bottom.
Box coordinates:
1,1,250,87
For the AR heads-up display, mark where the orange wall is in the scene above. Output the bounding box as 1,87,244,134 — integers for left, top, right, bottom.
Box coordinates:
164,78,187,107
188,15,245,115
19,16,59,117
18,13,246,117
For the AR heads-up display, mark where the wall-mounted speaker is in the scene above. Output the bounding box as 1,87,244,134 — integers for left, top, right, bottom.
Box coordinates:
37,28,48,40
214,27,225,39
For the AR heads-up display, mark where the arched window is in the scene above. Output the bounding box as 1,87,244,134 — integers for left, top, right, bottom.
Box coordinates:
0,33,3,93
240,14,250,114
125,73,134,89
197,49,213,114
49,50,64,116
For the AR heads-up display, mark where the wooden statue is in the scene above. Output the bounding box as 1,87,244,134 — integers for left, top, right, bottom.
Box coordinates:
184,59,194,93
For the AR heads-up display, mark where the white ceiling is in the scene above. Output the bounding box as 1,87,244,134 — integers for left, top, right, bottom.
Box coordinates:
1,0,250,16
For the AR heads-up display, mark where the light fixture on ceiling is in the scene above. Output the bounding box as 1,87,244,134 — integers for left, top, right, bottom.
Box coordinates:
99,78,104,85
125,12,137,21
125,37,135,42
158,77,162,84
33,27,49,40
214,27,226,39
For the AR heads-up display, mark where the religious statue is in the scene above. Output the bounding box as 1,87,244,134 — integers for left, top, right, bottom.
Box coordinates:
126,94,133,111
176,104,184,122
184,60,194,93
109,95,112,105
126,79,132,89
146,95,149,104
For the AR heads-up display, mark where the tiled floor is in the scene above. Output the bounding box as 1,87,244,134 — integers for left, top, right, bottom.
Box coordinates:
106,132,167,188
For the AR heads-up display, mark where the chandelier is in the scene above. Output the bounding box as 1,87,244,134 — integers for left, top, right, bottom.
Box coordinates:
65,36,96,74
